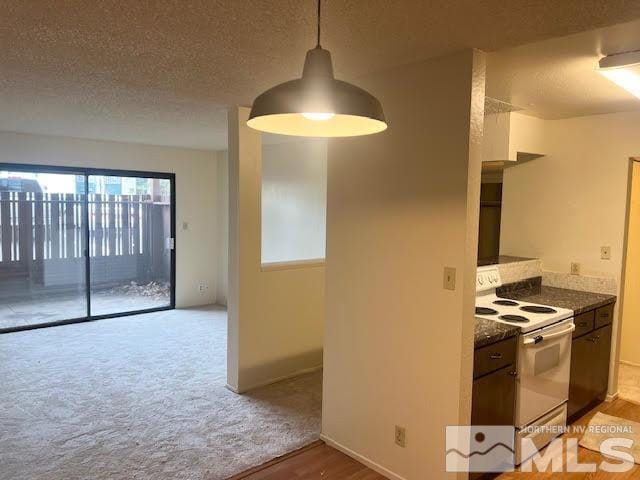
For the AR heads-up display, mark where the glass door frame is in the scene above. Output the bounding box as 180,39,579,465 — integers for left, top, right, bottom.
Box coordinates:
0,162,176,334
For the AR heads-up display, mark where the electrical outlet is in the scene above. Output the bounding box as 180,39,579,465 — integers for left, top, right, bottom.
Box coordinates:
198,283,208,292
570,262,580,275
601,246,611,260
443,267,456,291
395,426,406,448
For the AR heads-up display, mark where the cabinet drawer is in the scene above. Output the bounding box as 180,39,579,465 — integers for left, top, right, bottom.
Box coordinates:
595,303,614,329
474,337,517,379
573,311,595,338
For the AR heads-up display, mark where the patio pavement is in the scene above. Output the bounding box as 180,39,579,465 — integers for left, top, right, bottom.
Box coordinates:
0,291,169,330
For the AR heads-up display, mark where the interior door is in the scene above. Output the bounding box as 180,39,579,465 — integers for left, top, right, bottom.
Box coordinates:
87,174,174,317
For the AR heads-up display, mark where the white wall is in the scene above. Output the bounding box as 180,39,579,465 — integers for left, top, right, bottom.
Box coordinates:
227,108,325,393
322,49,485,480
0,131,223,308
500,110,640,391
261,138,327,264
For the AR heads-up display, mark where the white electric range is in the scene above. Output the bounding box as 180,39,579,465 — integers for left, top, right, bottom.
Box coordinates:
476,267,573,332
476,266,575,464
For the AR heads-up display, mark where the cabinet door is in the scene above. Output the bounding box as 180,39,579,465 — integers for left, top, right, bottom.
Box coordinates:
472,364,516,426
568,335,594,420
592,324,613,402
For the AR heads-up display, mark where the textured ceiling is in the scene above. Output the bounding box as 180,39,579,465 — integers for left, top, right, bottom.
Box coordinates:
1,0,640,150
487,18,640,119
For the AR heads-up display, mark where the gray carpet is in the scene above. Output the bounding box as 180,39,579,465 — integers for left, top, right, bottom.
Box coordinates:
0,306,322,480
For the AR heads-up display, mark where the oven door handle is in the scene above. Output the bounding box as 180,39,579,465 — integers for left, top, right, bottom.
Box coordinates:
523,323,575,345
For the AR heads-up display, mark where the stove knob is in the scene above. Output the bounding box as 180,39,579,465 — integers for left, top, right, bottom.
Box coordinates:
478,277,484,285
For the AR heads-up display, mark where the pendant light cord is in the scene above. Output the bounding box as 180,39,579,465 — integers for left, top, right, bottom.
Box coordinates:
316,0,322,47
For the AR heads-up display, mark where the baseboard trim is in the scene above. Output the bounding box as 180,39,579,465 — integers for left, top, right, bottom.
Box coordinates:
620,360,640,368
606,392,619,402
235,365,323,394
225,384,240,394
320,433,406,480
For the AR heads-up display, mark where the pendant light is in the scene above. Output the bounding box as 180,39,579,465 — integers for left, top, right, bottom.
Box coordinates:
247,0,387,137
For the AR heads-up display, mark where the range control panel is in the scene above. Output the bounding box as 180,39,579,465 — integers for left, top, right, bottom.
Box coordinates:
476,266,503,293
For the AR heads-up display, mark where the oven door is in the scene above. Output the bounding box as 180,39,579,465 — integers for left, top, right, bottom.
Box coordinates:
516,319,575,428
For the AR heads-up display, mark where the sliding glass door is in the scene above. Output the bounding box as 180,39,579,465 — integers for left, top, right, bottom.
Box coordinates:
0,165,175,333
0,170,88,330
88,175,173,316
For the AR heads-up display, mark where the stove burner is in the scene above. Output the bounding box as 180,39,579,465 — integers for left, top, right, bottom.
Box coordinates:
520,305,557,314
499,314,530,323
476,307,498,315
494,299,519,306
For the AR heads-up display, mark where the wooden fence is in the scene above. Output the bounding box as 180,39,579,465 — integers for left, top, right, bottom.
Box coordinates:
0,192,170,288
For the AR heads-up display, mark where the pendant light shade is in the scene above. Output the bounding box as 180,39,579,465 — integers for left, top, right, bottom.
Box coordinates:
247,1,386,137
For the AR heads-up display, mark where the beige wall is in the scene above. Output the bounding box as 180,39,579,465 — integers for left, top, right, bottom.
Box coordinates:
322,50,485,480
227,108,325,393
621,161,640,366
216,152,229,306
0,131,222,308
500,110,640,392
262,138,327,264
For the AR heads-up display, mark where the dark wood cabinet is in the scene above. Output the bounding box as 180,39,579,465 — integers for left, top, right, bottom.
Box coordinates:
593,324,613,402
472,364,517,425
568,304,614,423
573,311,595,338
472,336,517,426
471,336,517,480
595,304,614,329
473,338,517,379
568,333,595,418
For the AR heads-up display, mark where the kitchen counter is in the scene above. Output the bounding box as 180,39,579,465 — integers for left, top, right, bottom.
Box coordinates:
477,255,534,267
500,285,616,315
474,318,520,349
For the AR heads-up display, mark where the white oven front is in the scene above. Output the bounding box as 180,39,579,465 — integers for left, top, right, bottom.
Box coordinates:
516,318,575,428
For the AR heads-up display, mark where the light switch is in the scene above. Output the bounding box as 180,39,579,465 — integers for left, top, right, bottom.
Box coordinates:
443,267,456,291
182,222,189,231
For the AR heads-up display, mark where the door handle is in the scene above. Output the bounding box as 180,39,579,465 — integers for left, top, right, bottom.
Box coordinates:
489,353,503,360
588,335,601,343
523,323,576,345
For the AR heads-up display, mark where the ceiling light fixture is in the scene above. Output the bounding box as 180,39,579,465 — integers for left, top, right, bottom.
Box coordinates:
598,51,640,99
247,0,387,137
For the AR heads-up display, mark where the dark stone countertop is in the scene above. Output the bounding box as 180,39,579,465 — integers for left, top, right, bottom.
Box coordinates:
477,255,535,267
474,318,520,349
500,285,616,315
